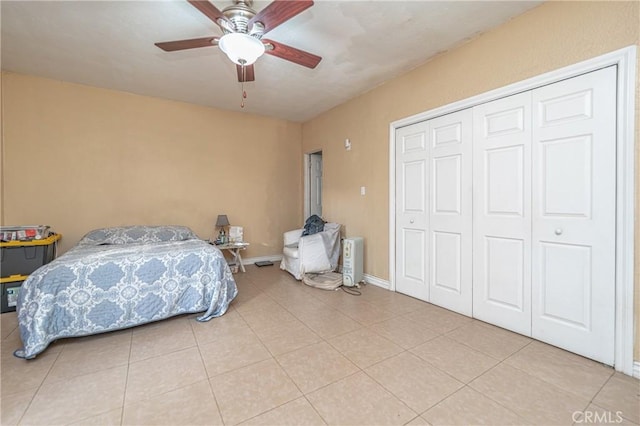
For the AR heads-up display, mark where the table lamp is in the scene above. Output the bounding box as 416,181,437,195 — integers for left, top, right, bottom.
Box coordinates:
215,215,230,244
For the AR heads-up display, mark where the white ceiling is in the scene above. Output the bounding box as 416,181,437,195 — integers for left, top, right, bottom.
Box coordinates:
1,0,542,122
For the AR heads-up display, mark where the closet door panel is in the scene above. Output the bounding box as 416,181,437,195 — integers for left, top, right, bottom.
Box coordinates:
395,122,430,301
432,231,461,293
433,155,461,214
486,145,524,217
429,109,472,316
532,66,617,365
473,92,532,335
485,236,525,312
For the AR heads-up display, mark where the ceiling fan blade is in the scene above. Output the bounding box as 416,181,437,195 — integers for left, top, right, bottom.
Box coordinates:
249,0,313,34
155,36,219,52
187,0,231,28
236,64,255,82
263,39,321,69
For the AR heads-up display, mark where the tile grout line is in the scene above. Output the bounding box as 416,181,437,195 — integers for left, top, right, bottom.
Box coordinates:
13,339,65,425
440,323,530,361
500,339,615,404
358,348,423,418
586,373,634,422
462,352,534,423
587,365,616,408
190,318,226,426
118,329,134,425
267,347,331,425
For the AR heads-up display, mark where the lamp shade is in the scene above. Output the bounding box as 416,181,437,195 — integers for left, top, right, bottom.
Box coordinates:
219,33,265,66
216,215,230,227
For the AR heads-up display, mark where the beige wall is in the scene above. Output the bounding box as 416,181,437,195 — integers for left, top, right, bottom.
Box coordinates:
302,1,640,359
1,72,303,256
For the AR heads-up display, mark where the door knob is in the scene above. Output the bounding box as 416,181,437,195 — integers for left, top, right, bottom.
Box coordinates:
555,228,563,235
410,219,414,224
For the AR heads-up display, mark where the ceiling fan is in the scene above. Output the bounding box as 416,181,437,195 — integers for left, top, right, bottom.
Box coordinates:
155,0,322,83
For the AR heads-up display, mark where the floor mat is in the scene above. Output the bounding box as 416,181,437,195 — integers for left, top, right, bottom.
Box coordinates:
302,271,343,290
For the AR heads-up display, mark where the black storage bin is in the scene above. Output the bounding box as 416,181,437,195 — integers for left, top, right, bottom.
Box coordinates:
1,234,60,277
1,276,25,313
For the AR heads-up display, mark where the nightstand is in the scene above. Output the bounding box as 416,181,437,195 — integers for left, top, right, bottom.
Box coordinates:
209,241,249,273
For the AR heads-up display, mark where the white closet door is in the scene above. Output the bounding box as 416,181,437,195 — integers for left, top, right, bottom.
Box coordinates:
531,66,617,365
428,109,473,316
395,122,429,301
472,92,532,335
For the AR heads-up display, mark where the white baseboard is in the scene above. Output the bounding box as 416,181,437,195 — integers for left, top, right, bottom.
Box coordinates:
633,361,640,379
335,265,390,290
243,255,283,265
363,274,390,290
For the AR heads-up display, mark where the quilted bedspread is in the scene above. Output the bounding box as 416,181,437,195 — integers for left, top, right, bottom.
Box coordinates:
14,226,237,359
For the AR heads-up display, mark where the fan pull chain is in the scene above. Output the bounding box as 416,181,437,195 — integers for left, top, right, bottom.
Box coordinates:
240,80,245,108
240,65,248,108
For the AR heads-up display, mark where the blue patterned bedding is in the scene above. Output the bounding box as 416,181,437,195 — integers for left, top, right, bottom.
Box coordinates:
14,226,237,359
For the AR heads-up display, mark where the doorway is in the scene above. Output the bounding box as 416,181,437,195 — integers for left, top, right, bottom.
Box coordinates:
304,151,323,219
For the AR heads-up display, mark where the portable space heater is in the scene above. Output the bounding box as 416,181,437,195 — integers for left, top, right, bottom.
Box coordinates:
342,237,364,287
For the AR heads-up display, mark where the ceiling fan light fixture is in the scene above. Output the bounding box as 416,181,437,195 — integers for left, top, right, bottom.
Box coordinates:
219,33,265,65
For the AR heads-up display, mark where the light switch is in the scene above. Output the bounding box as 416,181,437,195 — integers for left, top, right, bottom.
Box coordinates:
360,186,366,196
345,138,351,151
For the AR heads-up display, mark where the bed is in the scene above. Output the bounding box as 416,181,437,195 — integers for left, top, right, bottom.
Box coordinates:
14,225,237,359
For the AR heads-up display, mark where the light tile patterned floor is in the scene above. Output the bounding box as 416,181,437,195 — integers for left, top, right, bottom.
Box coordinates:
1,265,639,425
